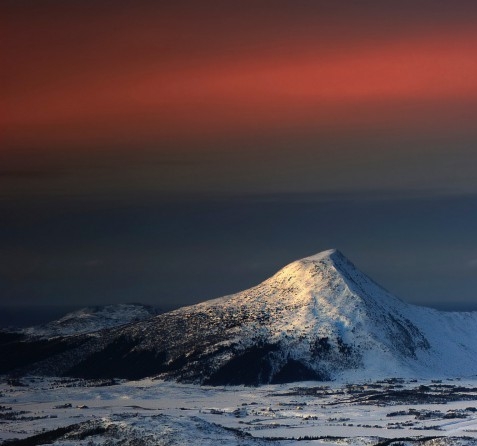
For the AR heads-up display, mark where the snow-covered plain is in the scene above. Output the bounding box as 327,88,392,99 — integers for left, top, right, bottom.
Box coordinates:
1,376,477,445
2,250,477,445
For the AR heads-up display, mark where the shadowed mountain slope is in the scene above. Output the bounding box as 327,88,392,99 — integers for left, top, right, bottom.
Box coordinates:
2,250,477,384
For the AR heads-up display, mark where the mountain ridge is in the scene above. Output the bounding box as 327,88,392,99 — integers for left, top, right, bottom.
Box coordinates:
1,249,477,384
17,304,160,339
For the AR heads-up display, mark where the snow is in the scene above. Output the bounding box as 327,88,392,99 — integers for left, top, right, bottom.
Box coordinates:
302,248,341,262
1,376,477,445
2,249,477,444
5,249,476,385
19,304,158,338
162,248,477,382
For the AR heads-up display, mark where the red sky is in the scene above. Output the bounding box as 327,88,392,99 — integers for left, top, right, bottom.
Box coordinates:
3,1,477,151
2,1,477,311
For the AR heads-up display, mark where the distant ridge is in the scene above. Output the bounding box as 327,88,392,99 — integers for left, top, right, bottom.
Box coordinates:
21,304,160,338
1,250,477,384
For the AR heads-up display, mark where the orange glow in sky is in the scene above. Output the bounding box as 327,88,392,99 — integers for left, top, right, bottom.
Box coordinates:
3,3,477,150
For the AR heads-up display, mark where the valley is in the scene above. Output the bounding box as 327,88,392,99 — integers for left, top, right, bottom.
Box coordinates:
1,376,477,445
2,250,477,445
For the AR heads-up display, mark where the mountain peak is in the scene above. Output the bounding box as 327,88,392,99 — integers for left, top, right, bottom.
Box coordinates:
300,248,353,274
262,248,408,323
269,248,357,290
301,249,356,274
5,248,477,385
302,248,342,262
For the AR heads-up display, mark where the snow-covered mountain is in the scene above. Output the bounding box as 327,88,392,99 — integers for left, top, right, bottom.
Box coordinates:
2,250,477,384
21,304,159,338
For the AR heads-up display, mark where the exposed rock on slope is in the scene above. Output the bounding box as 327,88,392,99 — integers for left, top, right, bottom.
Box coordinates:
21,304,159,338
2,250,477,384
